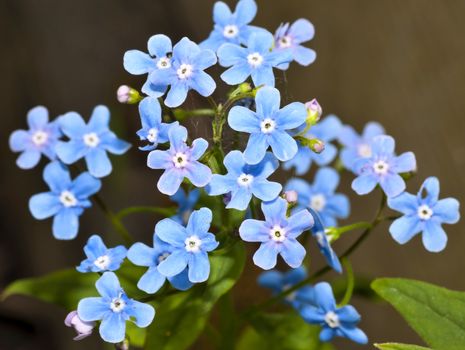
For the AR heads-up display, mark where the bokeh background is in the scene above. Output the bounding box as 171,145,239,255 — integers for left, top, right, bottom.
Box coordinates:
1,0,465,349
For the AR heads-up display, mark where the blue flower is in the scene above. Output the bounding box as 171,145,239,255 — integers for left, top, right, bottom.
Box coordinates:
56,105,131,178
338,122,385,172
149,37,217,108
147,125,212,195
170,188,200,224
388,177,460,252
155,208,219,283
123,34,173,97
273,19,316,69
29,162,101,240
217,31,292,87
207,151,282,210
228,86,307,164
77,272,155,343
76,235,127,273
127,235,192,294
283,115,342,175
137,97,177,151
351,135,416,198
201,0,264,51
239,197,313,270
9,106,62,169
299,282,368,344
285,167,349,227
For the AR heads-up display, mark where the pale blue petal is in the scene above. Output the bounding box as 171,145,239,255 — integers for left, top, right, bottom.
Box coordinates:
100,313,125,343
139,97,162,128
123,50,154,75
434,198,460,224
77,297,109,321
43,161,71,192
393,152,416,173
336,305,361,323
29,193,61,219
55,140,87,164
380,173,405,198
186,208,212,236
300,306,325,324
193,49,217,70
251,180,282,202
84,235,107,259
313,143,338,166
387,192,418,215
340,327,368,344
274,102,307,130
9,130,29,152
200,233,219,251
213,1,232,25
262,198,287,223
185,162,212,187
243,133,269,164
289,19,315,43
190,71,216,97
168,124,188,150
147,34,172,57
102,135,131,155
389,215,421,244
223,150,246,174
313,167,339,194
235,0,257,25
422,220,448,252
286,210,314,238
352,173,378,195
239,219,269,242
269,131,298,161
218,44,247,66
155,218,186,247
190,138,209,160
326,194,350,219
371,135,395,155
157,168,184,195
125,300,155,327
313,282,336,312
168,268,193,290
58,112,86,138
252,152,279,178
251,66,275,87
319,327,336,342
188,251,210,283
27,106,49,129
173,37,200,62
165,83,189,108
85,148,112,178
16,150,41,169
147,150,171,169
293,46,316,66
207,175,236,195
280,239,306,268
248,31,274,53
96,272,121,299
228,106,260,133
311,115,342,141
363,122,385,139
257,270,283,290
157,250,189,277
71,172,101,198
253,241,279,270
127,243,155,267
52,208,79,240
227,186,253,210
220,63,251,85
419,177,440,204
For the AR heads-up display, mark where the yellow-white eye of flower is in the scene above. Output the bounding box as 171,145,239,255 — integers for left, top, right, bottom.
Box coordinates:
247,52,264,68
83,132,100,148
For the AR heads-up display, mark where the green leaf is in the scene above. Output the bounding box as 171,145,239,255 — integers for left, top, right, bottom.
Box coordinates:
372,278,465,350
374,343,431,350
237,312,334,350
144,240,246,350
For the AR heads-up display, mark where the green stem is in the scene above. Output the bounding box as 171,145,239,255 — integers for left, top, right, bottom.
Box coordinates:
116,206,177,220
329,221,373,241
338,258,354,306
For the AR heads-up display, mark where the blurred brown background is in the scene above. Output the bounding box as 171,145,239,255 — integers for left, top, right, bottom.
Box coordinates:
1,0,465,349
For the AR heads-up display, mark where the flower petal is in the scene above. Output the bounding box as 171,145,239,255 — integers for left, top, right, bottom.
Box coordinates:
213,1,232,25
125,300,155,327
85,148,112,178
147,150,171,169
29,193,61,219
380,173,406,198
52,208,80,240
157,250,189,277
351,173,378,195
227,186,253,210
55,140,87,165
127,243,156,267
147,34,172,57
251,180,282,202
188,251,210,283
235,0,257,25
239,219,269,242
218,44,247,67
228,106,260,133
165,82,189,108
289,19,315,43
123,50,155,75
99,313,125,343
77,297,109,321
253,241,279,270
433,198,460,224
71,172,101,198
185,162,212,188
389,215,421,244
190,138,209,160
155,218,186,247
220,63,251,85
9,130,29,152
43,161,71,192
422,220,448,252
58,112,86,138
16,150,41,169
274,102,307,130
190,71,216,97
393,152,416,173
268,131,298,162
96,272,121,299
262,197,287,223
280,239,306,268
387,192,418,215
186,208,212,236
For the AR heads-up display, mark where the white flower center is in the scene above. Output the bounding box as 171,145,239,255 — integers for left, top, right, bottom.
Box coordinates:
59,190,77,207
185,235,202,252
310,194,326,212
260,118,276,133
157,57,171,69
269,225,286,242
237,173,254,187
358,143,372,158
247,52,264,68
373,160,389,175
94,255,110,270
110,297,126,313
223,24,239,38
278,35,293,48
177,64,193,79
83,132,100,148
417,204,433,220
157,252,170,263
147,128,158,143
172,152,188,168
31,130,49,146
324,311,340,328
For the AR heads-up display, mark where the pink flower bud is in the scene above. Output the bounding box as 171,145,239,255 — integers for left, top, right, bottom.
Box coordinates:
116,85,141,104
65,310,95,341
310,138,325,154
284,190,298,204
305,99,322,124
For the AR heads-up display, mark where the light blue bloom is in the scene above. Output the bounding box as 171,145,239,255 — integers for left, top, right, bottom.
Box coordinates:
127,235,192,294
388,177,460,252
76,235,127,273
217,31,292,87
338,122,385,172
170,188,200,224
352,135,416,198
207,150,282,210
137,97,176,151
239,197,313,270
9,106,62,169
77,272,155,343
149,37,217,108
56,105,131,178
228,86,307,164
147,125,212,195
283,115,342,175
201,0,264,51
155,208,219,283
285,167,349,227
123,34,173,97
273,19,316,69
29,162,101,240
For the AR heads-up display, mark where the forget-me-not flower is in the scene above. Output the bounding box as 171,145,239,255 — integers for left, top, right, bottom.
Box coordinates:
286,167,350,227
338,122,385,172
147,125,212,195
77,272,155,343
170,188,200,224
127,235,192,294
155,208,219,283
217,31,292,87
228,86,307,164
351,135,416,198
300,282,368,344
76,235,127,273
29,162,101,240
388,177,460,252
9,106,62,169
239,197,313,270
65,310,96,341
207,150,282,210
149,37,217,108
56,105,131,178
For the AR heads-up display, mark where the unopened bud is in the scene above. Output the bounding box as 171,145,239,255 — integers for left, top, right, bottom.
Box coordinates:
309,138,325,153
115,339,130,350
284,190,298,204
117,85,141,104
239,82,252,93
305,99,322,125
65,310,95,341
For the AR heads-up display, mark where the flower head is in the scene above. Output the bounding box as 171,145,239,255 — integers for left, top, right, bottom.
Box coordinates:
170,188,200,224
9,106,62,169
207,150,282,210
228,86,307,164
77,272,155,343
147,125,212,195
155,208,219,283
239,197,313,270
76,235,127,273
56,106,131,178
351,135,416,198
388,177,460,252
65,310,96,341
29,162,101,240
300,282,368,344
